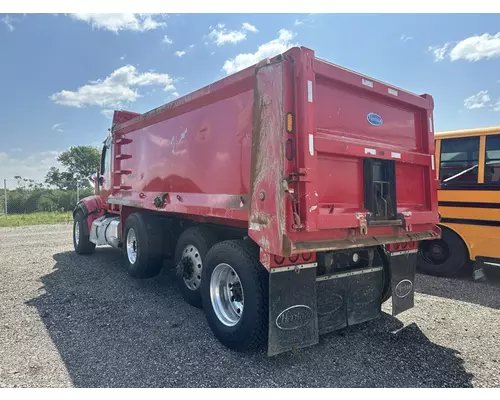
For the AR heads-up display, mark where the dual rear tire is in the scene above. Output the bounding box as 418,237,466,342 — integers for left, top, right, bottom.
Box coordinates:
122,213,269,351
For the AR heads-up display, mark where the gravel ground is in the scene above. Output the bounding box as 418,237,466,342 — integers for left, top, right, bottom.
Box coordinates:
1,224,499,388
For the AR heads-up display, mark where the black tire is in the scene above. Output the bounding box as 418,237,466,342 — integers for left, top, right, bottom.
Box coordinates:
123,213,164,279
201,240,268,352
73,211,96,255
174,227,218,308
417,228,469,277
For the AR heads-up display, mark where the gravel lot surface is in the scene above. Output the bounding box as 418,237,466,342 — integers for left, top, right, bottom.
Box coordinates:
1,224,499,388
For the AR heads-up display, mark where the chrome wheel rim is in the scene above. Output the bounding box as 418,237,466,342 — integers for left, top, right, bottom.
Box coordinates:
126,228,138,264
74,221,80,245
181,245,202,290
210,263,244,327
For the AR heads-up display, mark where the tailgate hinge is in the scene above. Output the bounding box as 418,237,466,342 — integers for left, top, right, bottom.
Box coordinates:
356,213,368,235
283,179,304,230
401,211,412,232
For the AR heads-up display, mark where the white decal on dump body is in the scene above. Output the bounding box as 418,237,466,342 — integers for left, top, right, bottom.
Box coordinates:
365,148,376,155
309,205,318,212
309,134,314,156
429,116,433,133
391,152,401,159
388,88,398,96
431,155,435,170
307,80,313,102
362,79,373,88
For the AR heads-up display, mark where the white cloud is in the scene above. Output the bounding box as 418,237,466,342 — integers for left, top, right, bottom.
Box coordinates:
52,123,64,132
429,33,500,62
242,23,258,33
400,34,413,42
494,101,500,112
162,35,173,44
207,22,259,46
0,150,62,187
120,55,126,60
70,13,166,33
101,109,115,119
429,44,450,62
175,50,186,57
464,90,491,109
2,14,15,31
293,14,315,27
222,29,296,75
450,33,500,61
50,65,176,109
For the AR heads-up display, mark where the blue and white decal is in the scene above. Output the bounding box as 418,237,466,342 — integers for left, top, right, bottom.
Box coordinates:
367,113,383,126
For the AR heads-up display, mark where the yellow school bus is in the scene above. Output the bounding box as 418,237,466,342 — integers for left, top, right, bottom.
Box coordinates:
417,125,500,277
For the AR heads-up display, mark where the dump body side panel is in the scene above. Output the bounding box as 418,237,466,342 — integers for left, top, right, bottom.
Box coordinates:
108,68,256,226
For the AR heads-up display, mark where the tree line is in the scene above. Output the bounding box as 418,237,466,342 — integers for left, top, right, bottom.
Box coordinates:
1,146,100,214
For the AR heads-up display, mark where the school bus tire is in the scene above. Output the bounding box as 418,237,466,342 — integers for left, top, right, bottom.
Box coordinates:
417,227,469,278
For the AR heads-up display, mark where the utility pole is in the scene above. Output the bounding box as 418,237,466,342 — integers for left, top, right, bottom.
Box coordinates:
76,180,80,203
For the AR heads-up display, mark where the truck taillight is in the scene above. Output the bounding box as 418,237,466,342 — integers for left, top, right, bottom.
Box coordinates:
286,112,294,133
386,241,418,253
270,252,316,268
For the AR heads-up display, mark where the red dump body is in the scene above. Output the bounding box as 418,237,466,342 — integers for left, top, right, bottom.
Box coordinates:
105,46,440,262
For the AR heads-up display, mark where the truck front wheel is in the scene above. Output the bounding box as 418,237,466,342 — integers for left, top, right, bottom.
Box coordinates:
123,213,164,279
201,240,268,352
73,211,96,255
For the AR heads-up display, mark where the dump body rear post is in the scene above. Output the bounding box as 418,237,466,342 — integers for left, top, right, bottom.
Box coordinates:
72,46,440,356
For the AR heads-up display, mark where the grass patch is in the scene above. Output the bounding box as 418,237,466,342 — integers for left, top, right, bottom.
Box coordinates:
0,212,73,228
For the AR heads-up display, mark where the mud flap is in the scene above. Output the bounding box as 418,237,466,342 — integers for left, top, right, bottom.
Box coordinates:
267,264,319,357
390,249,418,316
317,267,384,335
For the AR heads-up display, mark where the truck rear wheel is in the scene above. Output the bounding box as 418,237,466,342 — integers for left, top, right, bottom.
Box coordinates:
73,211,96,255
123,213,164,279
417,228,469,277
201,240,268,352
174,227,218,308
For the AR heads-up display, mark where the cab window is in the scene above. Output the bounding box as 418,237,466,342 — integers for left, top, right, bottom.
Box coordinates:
100,137,112,175
485,134,500,184
439,137,480,184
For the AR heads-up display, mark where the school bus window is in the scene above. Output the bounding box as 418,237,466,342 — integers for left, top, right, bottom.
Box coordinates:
484,134,500,183
439,137,480,184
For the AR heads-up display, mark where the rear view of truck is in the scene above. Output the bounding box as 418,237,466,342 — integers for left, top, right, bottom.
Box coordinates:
73,46,440,357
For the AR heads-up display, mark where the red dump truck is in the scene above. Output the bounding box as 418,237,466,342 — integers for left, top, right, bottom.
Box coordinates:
72,46,440,356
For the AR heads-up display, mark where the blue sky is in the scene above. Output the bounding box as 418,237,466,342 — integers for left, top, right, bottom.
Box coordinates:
1,13,499,184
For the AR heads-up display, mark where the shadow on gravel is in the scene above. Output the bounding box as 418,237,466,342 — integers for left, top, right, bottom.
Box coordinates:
415,273,500,310
26,249,474,388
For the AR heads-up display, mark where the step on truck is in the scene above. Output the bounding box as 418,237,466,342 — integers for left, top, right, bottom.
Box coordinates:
73,46,441,356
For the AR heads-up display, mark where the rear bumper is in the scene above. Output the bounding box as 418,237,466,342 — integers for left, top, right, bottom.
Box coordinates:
293,227,441,254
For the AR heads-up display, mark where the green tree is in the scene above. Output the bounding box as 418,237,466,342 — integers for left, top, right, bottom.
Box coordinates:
45,167,77,190
44,145,100,189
